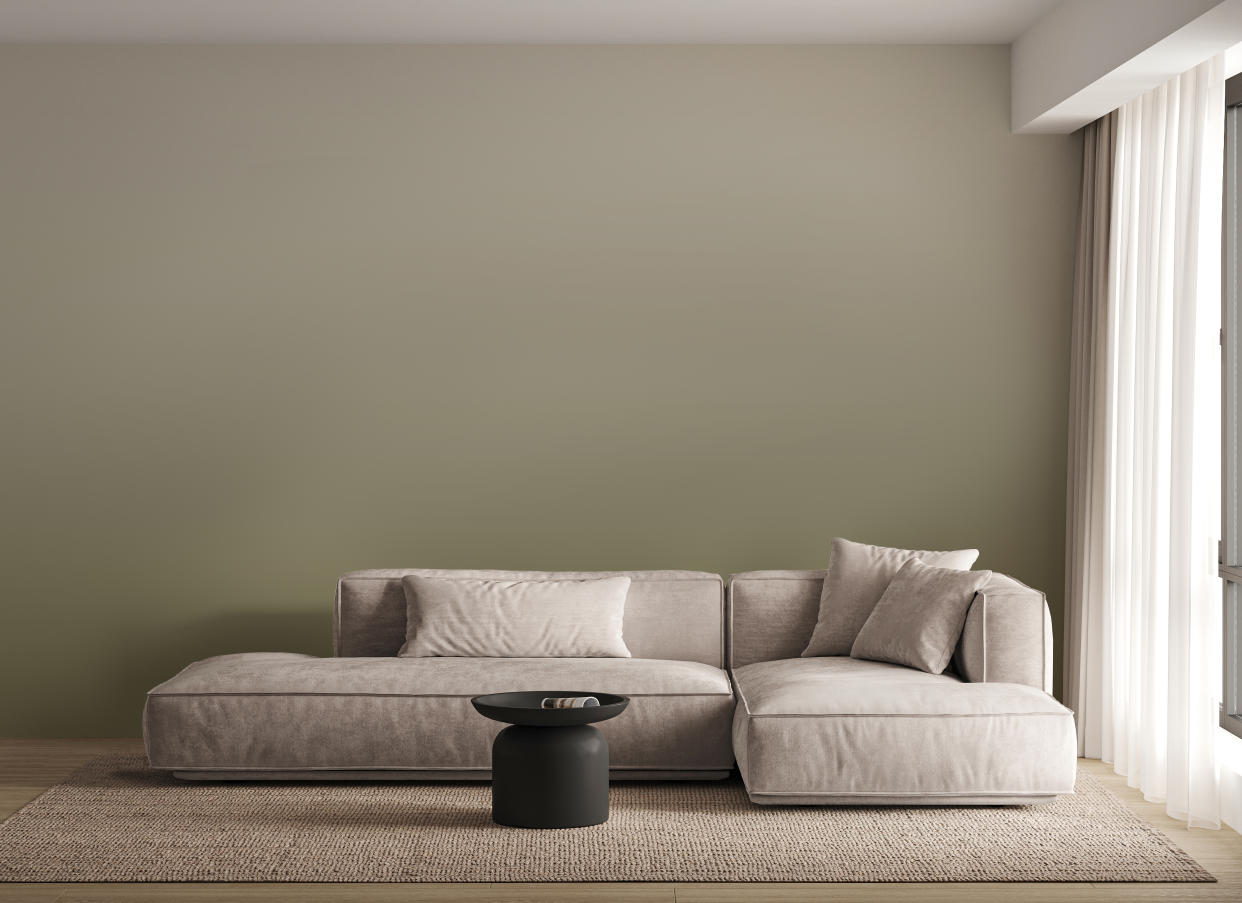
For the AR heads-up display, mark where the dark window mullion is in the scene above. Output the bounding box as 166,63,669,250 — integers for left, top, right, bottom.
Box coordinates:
1224,88,1242,740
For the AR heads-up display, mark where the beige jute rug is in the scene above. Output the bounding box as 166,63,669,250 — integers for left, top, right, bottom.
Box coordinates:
0,755,1213,883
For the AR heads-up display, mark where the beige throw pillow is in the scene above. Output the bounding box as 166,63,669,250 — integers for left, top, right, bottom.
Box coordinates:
801,538,980,657
850,557,992,674
399,574,632,658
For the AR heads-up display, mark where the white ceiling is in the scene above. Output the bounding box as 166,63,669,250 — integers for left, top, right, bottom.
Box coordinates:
0,0,1067,44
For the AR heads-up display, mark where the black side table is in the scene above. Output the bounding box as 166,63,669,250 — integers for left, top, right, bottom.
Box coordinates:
471,691,629,829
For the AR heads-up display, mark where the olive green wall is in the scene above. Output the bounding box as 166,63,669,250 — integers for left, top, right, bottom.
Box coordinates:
0,45,1081,736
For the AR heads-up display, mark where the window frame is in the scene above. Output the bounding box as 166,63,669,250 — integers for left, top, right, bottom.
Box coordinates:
1220,75,1242,741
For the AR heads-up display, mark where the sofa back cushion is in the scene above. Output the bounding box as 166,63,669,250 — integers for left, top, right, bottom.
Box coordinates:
728,570,825,668
336,569,725,667
955,572,1054,693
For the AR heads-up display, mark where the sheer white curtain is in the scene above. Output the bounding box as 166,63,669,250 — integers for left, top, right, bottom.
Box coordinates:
1065,55,1224,828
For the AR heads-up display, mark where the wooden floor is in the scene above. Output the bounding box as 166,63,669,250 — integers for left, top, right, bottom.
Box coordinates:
1,740,1239,902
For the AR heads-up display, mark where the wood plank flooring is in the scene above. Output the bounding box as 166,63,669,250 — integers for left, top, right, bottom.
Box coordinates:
1,740,1238,902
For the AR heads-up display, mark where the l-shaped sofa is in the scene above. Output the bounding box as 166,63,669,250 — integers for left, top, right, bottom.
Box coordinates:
144,568,1077,805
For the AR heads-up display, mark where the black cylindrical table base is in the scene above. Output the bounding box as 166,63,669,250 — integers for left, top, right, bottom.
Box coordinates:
491,723,609,828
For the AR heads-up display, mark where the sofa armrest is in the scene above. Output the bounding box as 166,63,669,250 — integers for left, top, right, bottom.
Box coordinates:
954,575,1053,694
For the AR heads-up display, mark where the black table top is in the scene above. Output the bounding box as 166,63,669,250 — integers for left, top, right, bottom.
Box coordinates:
471,691,629,726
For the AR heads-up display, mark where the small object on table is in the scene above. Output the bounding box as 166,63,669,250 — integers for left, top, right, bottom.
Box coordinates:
541,696,600,709
471,690,629,829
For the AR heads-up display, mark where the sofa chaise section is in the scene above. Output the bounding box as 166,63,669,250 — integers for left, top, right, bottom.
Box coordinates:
732,657,1076,804
727,570,1077,805
144,569,735,780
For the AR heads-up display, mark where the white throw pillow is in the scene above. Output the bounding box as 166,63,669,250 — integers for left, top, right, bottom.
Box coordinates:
399,574,632,658
801,538,980,657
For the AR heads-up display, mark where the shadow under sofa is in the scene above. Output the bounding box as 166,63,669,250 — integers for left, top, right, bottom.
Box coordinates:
143,567,1078,805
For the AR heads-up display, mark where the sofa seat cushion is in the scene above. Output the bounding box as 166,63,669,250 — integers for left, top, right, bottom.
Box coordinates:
145,653,734,775
732,657,1077,804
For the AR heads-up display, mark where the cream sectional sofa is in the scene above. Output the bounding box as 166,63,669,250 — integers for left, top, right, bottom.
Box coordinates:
144,567,1077,804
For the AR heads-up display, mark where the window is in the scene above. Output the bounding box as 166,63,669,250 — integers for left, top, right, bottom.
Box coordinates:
1221,75,1242,741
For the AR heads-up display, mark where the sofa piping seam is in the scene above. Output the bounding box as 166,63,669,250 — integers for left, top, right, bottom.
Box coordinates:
733,671,755,792
747,788,1076,798
743,711,1071,719
981,592,989,681
1042,590,1050,694
730,577,824,582
341,574,721,583
147,691,735,699
157,764,736,773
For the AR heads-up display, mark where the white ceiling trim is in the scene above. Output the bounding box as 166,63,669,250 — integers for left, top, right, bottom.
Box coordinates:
0,0,1063,45
1013,0,1242,133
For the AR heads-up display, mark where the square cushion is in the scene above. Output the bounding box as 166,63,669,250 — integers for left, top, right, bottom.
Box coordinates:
850,558,992,673
144,653,734,777
400,574,632,658
732,657,1076,804
801,538,979,657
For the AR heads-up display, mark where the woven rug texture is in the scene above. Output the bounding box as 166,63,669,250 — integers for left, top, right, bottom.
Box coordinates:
0,755,1214,883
